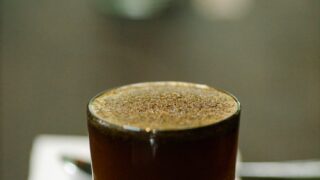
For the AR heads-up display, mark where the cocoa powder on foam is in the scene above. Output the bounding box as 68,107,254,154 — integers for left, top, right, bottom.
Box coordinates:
89,82,238,130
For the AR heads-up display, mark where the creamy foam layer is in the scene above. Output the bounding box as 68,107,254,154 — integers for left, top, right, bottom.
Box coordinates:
89,82,238,130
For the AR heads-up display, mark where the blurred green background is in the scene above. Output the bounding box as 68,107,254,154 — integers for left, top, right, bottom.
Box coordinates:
1,0,320,179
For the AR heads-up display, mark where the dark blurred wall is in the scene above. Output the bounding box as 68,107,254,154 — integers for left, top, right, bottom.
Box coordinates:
1,0,320,179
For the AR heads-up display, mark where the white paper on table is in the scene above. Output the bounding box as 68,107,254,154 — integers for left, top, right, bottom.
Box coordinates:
28,135,91,180
28,134,241,180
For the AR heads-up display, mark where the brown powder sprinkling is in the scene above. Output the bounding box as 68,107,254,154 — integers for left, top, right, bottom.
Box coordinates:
89,82,238,130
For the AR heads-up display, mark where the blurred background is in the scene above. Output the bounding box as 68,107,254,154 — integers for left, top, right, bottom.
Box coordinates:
1,0,320,179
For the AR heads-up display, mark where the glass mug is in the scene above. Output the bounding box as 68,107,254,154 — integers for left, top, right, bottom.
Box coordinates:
87,82,240,180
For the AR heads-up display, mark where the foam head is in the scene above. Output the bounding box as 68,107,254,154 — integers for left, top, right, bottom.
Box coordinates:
89,82,239,131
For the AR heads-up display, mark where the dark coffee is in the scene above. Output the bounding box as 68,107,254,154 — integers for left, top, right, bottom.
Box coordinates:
88,82,240,180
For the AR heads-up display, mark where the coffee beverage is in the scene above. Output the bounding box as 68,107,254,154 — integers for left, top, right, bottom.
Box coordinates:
88,82,240,180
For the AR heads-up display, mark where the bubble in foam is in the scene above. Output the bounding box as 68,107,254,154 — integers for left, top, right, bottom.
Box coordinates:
89,82,238,130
